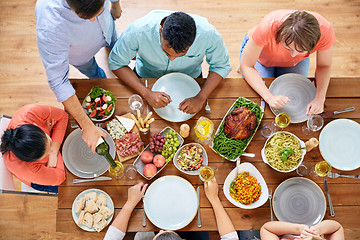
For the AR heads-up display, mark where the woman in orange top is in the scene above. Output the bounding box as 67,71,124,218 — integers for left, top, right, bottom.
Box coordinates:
239,10,336,115
1,104,68,193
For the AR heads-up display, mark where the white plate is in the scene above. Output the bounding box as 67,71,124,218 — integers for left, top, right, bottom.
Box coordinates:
223,162,268,209
269,73,316,123
319,119,360,170
173,143,208,175
273,177,326,226
72,188,114,232
151,73,201,122
143,175,197,230
62,128,116,178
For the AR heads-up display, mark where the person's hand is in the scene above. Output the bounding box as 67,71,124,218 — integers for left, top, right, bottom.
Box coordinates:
147,91,172,108
47,151,58,168
126,182,148,208
178,96,204,114
82,124,106,153
45,119,56,134
306,97,325,116
204,177,220,204
110,1,122,20
266,95,290,109
300,225,321,239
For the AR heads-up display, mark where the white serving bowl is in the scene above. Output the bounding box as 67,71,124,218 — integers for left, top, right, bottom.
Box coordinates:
173,143,208,175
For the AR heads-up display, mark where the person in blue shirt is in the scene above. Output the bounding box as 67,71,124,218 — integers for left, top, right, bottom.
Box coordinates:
35,0,122,152
108,11,232,114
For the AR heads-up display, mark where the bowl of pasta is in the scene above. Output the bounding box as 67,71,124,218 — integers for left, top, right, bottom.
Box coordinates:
261,131,306,173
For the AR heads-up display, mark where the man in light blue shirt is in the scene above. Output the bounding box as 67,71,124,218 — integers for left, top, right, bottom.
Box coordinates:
36,0,122,152
108,11,232,114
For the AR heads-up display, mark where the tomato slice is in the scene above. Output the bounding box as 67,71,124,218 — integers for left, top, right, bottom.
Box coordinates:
107,104,113,113
89,110,97,118
102,94,108,102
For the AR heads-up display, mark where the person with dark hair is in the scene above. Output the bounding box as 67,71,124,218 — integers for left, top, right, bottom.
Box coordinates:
239,10,336,115
108,10,231,114
35,0,122,154
1,105,68,193
104,178,239,240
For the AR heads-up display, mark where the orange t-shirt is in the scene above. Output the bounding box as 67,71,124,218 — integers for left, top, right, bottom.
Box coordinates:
3,104,68,186
248,10,336,67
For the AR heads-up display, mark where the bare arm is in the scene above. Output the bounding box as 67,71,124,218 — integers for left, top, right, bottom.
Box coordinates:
309,220,344,240
112,67,171,108
204,178,236,237
240,38,290,108
260,221,307,240
179,71,222,114
306,47,333,115
62,94,106,152
110,1,122,20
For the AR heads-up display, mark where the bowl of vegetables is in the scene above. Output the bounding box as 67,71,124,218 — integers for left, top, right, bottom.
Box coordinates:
173,143,208,175
82,86,116,122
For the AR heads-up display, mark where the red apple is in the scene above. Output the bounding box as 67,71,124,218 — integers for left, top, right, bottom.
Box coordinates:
143,163,157,178
153,154,166,168
141,150,153,164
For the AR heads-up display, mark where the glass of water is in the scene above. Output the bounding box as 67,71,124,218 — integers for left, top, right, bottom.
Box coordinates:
302,114,324,135
128,94,143,114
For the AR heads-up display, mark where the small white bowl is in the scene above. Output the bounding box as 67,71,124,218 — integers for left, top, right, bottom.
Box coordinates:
261,131,306,173
223,162,268,209
173,143,208,175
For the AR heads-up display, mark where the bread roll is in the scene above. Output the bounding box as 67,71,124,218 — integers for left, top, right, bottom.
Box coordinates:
75,197,85,213
84,191,98,201
96,193,107,209
78,212,93,229
84,200,99,214
99,206,113,219
93,219,107,232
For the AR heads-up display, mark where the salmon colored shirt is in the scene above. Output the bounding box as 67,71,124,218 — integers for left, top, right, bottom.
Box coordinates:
3,104,68,186
248,10,336,67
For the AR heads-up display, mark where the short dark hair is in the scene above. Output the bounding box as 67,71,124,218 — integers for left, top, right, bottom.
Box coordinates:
66,0,105,19
276,11,321,53
0,124,47,162
161,12,196,53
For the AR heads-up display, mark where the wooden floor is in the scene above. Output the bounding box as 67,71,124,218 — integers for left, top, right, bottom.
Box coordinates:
0,0,359,239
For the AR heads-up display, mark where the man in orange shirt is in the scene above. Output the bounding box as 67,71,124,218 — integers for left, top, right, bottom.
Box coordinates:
239,10,335,115
1,105,68,193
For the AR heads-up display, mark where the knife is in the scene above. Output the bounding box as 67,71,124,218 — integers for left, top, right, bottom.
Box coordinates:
197,186,202,227
73,176,112,184
260,97,266,111
319,107,355,118
324,176,335,217
145,80,150,115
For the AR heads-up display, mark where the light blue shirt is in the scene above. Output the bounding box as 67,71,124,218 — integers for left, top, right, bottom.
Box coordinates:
108,10,231,79
35,0,118,102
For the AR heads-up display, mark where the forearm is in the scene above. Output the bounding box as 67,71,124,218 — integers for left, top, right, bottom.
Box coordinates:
260,221,307,239
314,220,344,240
62,94,93,129
110,202,136,233
197,71,223,101
314,65,331,102
50,141,61,156
241,66,272,101
209,198,236,236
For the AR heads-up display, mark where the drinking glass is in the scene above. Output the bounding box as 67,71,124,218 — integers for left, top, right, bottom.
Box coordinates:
128,94,143,114
193,117,214,145
313,161,332,177
199,166,215,182
261,112,291,138
108,161,124,179
124,165,137,179
296,161,312,176
302,114,324,135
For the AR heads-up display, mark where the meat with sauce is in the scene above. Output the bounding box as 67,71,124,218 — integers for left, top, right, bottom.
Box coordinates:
223,106,257,140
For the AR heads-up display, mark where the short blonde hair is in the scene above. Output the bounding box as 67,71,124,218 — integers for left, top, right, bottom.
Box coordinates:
276,11,321,53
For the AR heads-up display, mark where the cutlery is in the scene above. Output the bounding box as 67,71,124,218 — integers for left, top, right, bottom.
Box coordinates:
72,176,112,183
145,80,150,115
241,153,255,158
260,97,266,111
205,99,211,115
236,157,241,174
142,209,146,227
324,176,335,217
268,188,274,221
197,186,202,227
328,172,360,179
319,106,355,118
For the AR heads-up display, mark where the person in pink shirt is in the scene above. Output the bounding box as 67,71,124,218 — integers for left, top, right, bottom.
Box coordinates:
239,10,336,115
260,220,344,240
1,104,68,193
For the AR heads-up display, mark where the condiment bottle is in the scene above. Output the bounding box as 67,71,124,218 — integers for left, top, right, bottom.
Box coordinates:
305,138,319,152
179,124,190,138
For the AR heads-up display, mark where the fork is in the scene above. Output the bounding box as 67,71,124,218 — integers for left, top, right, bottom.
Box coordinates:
328,172,360,179
268,188,274,221
205,99,211,115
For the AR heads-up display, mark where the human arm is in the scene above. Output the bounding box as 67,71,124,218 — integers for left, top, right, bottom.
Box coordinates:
204,178,236,237
301,220,344,240
260,221,308,240
240,38,290,108
306,47,333,115
110,0,122,20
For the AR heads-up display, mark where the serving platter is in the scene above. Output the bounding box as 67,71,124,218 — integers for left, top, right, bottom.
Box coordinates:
62,128,116,178
269,73,316,123
143,175,197,230
319,118,360,170
273,177,326,226
210,97,264,161
151,72,201,122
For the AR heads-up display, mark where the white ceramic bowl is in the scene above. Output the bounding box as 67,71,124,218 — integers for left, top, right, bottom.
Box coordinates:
261,131,306,173
173,143,208,175
223,162,268,209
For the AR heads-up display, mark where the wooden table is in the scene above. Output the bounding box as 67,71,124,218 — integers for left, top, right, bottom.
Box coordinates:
56,77,360,238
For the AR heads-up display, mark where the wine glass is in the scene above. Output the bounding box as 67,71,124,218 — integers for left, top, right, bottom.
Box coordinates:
261,112,291,138
199,166,215,182
108,161,124,179
302,114,324,135
313,161,332,177
128,94,143,114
